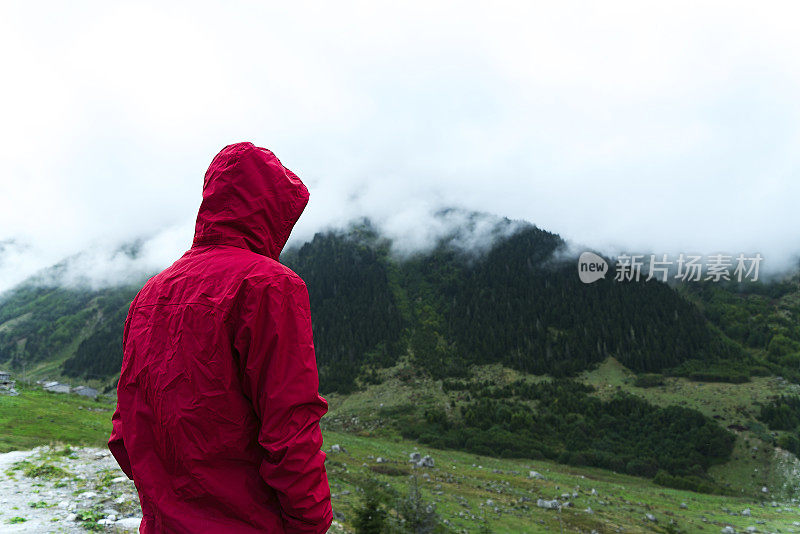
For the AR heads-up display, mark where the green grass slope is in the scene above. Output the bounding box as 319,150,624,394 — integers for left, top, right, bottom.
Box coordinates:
2,385,799,533
0,383,114,453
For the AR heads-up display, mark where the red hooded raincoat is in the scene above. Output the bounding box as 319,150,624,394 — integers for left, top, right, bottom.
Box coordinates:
109,142,332,533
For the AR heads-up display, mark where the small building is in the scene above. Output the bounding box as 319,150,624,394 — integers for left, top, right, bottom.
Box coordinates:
72,385,98,398
43,381,71,394
0,370,17,396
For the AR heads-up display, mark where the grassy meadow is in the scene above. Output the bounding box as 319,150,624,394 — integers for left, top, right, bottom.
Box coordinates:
3,373,800,533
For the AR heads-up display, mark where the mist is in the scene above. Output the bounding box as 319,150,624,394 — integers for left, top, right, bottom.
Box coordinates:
3,1,800,293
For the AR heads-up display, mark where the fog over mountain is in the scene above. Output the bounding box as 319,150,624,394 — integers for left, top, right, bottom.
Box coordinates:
1,209,533,292
3,2,800,292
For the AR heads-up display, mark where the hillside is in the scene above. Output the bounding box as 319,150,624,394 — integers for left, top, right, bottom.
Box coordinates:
1,211,800,512
1,385,799,533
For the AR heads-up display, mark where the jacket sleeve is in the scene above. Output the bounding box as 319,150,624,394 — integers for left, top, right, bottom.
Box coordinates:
234,274,332,534
109,403,132,479
108,296,136,480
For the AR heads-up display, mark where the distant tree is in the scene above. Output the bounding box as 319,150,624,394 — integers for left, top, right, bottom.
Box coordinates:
354,490,388,534
390,476,442,534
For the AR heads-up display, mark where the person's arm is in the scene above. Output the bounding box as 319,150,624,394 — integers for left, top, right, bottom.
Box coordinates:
108,296,137,480
234,273,332,534
109,402,132,479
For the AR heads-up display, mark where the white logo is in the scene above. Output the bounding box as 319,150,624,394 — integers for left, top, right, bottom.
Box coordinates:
578,252,608,284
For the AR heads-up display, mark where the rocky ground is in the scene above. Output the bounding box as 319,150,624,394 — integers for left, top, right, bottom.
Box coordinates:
0,446,347,534
0,446,142,533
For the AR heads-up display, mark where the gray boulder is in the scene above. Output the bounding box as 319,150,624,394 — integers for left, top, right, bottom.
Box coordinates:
416,455,434,468
537,499,560,509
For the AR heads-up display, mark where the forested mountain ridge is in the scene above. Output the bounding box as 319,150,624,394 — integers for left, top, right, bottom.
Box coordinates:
284,217,751,392
0,212,791,390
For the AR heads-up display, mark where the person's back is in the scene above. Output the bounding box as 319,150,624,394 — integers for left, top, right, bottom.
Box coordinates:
109,142,333,533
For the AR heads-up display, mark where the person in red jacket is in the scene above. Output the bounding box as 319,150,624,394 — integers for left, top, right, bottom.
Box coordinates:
108,142,333,533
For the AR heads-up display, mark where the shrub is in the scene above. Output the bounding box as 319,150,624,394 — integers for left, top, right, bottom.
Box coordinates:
634,374,665,388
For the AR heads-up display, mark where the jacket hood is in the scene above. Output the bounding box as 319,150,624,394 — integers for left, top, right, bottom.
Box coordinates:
192,142,309,260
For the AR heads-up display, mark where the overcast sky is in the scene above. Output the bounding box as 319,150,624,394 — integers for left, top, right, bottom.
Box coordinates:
1,1,800,292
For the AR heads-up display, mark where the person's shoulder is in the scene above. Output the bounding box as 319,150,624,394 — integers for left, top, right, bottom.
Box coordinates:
241,255,306,290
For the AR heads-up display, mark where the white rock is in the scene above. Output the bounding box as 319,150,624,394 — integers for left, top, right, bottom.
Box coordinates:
115,517,143,530
111,476,128,483
537,499,560,509
646,513,657,522
529,471,545,479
